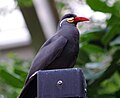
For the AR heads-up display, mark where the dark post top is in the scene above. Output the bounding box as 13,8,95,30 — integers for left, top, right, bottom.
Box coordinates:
37,68,87,98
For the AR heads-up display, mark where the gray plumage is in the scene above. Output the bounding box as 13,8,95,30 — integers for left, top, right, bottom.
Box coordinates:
18,14,80,98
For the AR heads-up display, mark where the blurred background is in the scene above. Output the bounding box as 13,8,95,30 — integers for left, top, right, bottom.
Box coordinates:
0,0,120,98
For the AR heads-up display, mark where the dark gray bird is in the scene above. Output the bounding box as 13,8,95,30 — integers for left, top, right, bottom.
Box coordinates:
18,13,89,98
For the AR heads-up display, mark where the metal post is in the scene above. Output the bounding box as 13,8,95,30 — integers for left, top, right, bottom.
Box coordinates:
37,68,87,98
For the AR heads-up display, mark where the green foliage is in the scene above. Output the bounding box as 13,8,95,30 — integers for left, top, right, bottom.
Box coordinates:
17,0,33,7
0,54,29,98
56,2,65,10
86,0,114,13
0,69,23,88
75,0,120,97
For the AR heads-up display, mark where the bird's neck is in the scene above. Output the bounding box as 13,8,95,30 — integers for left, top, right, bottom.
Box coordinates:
57,21,76,30
57,24,79,42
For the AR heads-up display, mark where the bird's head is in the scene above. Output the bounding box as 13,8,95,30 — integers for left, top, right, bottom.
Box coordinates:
59,14,89,27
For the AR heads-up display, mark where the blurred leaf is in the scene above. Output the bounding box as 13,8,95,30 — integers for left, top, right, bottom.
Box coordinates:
76,49,90,66
110,36,120,46
115,89,120,98
83,68,104,81
81,44,104,54
89,49,120,88
14,66,27,80
86,62,105,69
80,29,105,43
83,68,94,80
89,64,116,88
97,94,115,98
112,48,120,63
0,69,23,88
83,0,120,97
86,0,113,13
17,0,33,7
107,15,120,26
8,53,23,66
113,0,120,17
56,2,65,10
102,26,120,45
100,72,120,94
0,54,29,98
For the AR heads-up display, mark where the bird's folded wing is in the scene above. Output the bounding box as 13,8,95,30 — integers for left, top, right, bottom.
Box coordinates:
28,35,68,80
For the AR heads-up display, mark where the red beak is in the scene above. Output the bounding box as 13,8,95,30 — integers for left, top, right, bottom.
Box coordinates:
74,16,89,22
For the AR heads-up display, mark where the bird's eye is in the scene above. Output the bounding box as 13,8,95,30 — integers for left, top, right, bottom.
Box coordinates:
67,17,74,23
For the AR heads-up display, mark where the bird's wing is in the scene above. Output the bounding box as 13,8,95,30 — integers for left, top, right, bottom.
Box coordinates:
27,35,68,80
18,75,37,98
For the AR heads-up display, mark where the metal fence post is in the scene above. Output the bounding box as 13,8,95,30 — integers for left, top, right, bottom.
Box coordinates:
37,68,87,98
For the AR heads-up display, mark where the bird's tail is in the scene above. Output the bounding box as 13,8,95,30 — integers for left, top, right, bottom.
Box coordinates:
18,75,37,98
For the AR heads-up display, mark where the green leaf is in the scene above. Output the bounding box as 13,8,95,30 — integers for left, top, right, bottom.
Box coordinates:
17,0,33,7
100,72,120,94
56,2,65,10
113,0,120,17
83,68,95,80
86,62,104,69
89,49,120,88
102,26,120,45
81,44,104,54
14,66,27,79
76,49,90,66
112,48,120,63
80,29,105,43
110,36,120,46
86,0,113,13
0,69,23,88
97,94,115,98
115,89,120,98
107,15,120,27
83,68,104,80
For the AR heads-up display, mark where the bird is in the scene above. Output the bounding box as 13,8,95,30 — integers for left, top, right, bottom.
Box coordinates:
18,13,89,98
